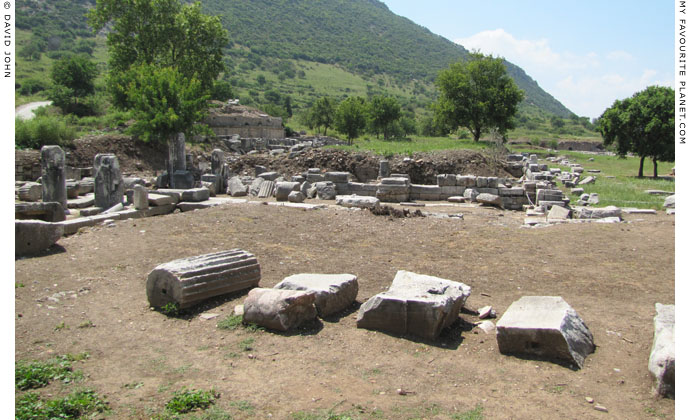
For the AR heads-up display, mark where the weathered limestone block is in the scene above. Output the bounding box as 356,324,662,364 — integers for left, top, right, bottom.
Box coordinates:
258,171,281,181
376,184,409,203
664,195,675,208
536,189,563,203
68,195,95,209
180,188,210,202
476,193,503,208
648,303,675,397
133,185,149,210
463,188,479,202
410,184,442,201
18,182,42,202
15,202,66,222
249,178,264,196
201,174,221,195
325,172,350,183
77,178,94,195
274,273,359,317
547,205,570,220
439,186,467,199
573,206,622,219
288,191,305,203
275,182,301,201
94,154,124,209
211,149,224,177
498,187,525,197
456,175,477,187
502,196,529,211
315,181,337,200
347,182,378,197
172,170,195,190
357,270,471,340
578,176,596,185
65,181,80,199
571,188,585,196
149,193,176,206
243,288,317,331
380,177,410,186
437,174,457,187
335,195,380,209
146,249,261,309
41,145,67,208
16,220,64,256
258,180,276,198
496,296,594,369
476,187,499,195
306,173,325,183
227,176,248,197
254,165,268,177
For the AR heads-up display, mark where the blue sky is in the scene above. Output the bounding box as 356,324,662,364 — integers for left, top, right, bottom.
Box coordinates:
381,0,674,119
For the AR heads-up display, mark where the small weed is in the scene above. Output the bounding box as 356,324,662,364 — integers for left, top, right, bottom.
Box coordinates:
451,404,484,420
229,399,255,413
54,321,69,331
123,381,144,389
161,302,180,316
15,389,108,419
291,410,356,420
217,315,243,330
165,388,218,414
239,338,254,352
16,282,25,288
173,364,194,374
197,345,210,351
15,355,84,390
224,352,240,359
546,385,565,394
644,406,667,418
78,320,95,328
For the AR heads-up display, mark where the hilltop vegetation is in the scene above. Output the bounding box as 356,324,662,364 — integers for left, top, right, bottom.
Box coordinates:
14,0,601,146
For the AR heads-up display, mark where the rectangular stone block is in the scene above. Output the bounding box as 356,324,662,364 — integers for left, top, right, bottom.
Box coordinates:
476,188,498,195
499,187,525,197
436,174,457,186
456,176,477,187
347,182,378,197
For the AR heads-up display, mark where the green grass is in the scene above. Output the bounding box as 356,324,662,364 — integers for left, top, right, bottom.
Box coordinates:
165,388,219,414
239,338,255,352
15,354,87,390
451,405,484,420
16,389,109,420
216,315,243,330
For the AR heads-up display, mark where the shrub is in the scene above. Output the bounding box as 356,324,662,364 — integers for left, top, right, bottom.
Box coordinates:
18,78,49,95
15,116,76,150
15,354,85,390
165,388,218,414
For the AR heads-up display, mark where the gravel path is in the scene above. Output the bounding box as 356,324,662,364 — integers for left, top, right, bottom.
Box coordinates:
15,101,52,120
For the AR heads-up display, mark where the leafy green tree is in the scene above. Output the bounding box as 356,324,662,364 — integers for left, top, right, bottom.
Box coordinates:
434,52,524,141
335,97,367,144
598,85,674,178
284,96,293,118
210,80,234,101
550,115,565,129
88,0,228,101
368,95,401,140
47,54,99,116
311,97,336,136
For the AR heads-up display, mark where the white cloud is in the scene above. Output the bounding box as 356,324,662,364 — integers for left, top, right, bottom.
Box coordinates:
454,29,670,117
606,50,634,61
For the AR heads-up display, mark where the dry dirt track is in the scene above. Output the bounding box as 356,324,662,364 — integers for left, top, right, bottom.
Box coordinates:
15,200,675,419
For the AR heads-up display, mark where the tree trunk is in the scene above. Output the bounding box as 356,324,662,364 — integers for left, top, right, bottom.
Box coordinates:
653,157,658,178
473,128,481,142
638,156,645,178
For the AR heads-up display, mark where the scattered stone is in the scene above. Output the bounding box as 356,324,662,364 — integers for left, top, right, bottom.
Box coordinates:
621,208,656,215
645,190,674,196
258,171,281,181
146,249,261,309
648,303,674,397
476,320,496,334
463,188,479,202
447,196,466,203
594,405,608,413
133,185,149,210
357,270,471,340
242,288,317,331
587,193,600,205
15,220,64,256
578,176,596,185
234,305,244,316
667,209,675,215
248,177,264,196
288,191,305,203
496,296,594,369
585,397,594,404
257,180,276,198
15,202,66,222
476,193,503,208
663,195,675,208
547,205,570,220
574,206,622,219
478,306,496,319
315,181,337,200
18,182,42,202
181,188,210,202
274,273,358,317
199,313,220,320
336,195,380,209
275,182,300,201
148,193,176,206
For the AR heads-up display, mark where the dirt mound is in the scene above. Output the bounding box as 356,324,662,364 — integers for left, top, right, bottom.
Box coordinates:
16,134,515,183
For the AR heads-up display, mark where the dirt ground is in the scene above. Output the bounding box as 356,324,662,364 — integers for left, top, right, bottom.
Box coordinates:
15,197,675,419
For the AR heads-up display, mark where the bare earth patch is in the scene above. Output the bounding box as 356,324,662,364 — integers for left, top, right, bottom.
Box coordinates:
15,201,674,419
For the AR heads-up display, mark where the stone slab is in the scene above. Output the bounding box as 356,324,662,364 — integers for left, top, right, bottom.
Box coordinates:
496,296,594,369
357,270,471,340
335,195,380,209
243,288,317,331
274,273,358,317
15,220,64,256
648,303,674,397
67,194,95,209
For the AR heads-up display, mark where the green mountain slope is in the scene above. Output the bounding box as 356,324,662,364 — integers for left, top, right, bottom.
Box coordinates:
15,0,574,119
202,0,572,117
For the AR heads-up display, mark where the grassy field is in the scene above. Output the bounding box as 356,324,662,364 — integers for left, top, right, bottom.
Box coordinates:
511,146,675,210
332,135,492,155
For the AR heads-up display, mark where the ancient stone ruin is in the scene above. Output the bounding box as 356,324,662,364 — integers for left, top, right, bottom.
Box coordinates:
204,102,285,139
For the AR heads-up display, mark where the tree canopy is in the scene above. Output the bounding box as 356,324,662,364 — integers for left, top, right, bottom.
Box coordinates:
598,85,674,178
368,95,401,140
88,0,228,98
335,97,368,144
434,52,524,141
47,54,99,116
